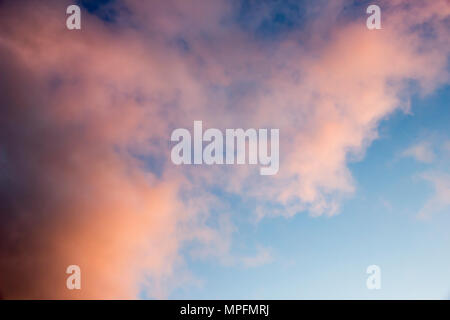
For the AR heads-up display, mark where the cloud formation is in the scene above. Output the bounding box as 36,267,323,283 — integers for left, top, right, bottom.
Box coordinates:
419,172,450,219
0,0,449,298
402,142,436,163
242,246,273,268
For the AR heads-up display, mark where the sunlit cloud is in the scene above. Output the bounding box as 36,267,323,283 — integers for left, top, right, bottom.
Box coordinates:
0,0,449,299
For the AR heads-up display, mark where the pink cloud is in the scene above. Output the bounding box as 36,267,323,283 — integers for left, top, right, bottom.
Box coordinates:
0,0,449,298
419,172,450,219
402,142,436,163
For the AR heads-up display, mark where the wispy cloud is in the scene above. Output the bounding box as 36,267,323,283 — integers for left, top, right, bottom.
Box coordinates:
0,0,449,298
401,141,436,163
418,172,450,219
242,246,273,268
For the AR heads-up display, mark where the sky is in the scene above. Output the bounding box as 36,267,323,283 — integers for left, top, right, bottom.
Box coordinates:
0,0,449,299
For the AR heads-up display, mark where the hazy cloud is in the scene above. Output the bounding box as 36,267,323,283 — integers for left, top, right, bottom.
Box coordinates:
401,142,436,163
0,0,449,298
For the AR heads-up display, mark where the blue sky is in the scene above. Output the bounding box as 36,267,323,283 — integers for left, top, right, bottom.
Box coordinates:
1,0,449,299
168,86,450,299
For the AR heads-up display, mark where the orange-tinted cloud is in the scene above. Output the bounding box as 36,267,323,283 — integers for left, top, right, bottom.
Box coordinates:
0,0,205,299
0,0,448,299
